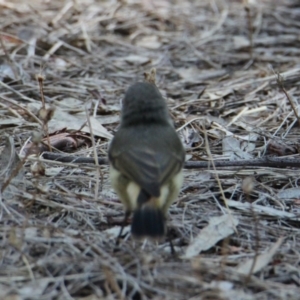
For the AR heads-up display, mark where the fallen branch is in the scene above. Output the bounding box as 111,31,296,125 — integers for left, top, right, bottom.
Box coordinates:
41,152,300,169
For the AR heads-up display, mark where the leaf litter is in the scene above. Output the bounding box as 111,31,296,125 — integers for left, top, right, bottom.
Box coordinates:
0,0,300,299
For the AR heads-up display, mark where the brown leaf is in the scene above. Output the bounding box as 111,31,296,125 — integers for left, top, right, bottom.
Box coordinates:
21,131,92,156
267,140,297,156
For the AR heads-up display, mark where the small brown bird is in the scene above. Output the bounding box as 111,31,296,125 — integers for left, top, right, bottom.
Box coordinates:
108,82,185,239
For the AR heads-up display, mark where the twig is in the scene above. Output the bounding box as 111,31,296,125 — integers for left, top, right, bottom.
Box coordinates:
245,4,253,59
37,74,52,151
242,177,260,283
0,95,43,125
245,205,260,284
0,80,36,102
277,73,300,126
184,157,300,169
85,102,103,196
41,152,300,169
203,125,229,207
42,152,108,165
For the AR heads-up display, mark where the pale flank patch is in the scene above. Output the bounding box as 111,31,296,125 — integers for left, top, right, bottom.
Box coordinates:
169,171,184,202
157,185,169,208
109,166,130,208
110,166,183,213
126,181,141,210
173,171,184,194
162,170,184,213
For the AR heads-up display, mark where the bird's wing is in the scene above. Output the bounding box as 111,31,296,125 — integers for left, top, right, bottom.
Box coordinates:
109,144,183,198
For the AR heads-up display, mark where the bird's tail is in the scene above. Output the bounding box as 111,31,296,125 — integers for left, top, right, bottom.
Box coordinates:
131,207,165,238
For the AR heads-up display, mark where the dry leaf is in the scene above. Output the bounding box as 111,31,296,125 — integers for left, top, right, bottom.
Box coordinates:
136,35,161,49
82,116,113,140
0,135,25,199
27,103,113,140
18,279,49,298
30,161,45,177
222,136,253,160
24,227,38,239
124,55,150,65
233,36,250,49
267,140,297,156
210,122,258,141
18,27,37,57
278,188,300,200
97,115,120,125
182,128,201,148
0,117,24,126
206,89,233,100
0,284,11,298
21,131,91,156
0,60,15,81
141,0,171,19
51,57,69,70
0,136,16,177
226,200,298,220
236,237,284,275
103,226,130,239
177,68,227,82
184,214,239,258
45,167,65,176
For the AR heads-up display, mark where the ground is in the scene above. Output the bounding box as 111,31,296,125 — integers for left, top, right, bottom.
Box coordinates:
0,0,300,299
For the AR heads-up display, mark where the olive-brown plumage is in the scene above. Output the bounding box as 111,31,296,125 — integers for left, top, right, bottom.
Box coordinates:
108,82,185,238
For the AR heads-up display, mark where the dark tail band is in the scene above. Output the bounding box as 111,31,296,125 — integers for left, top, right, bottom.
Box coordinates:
131,207,165,238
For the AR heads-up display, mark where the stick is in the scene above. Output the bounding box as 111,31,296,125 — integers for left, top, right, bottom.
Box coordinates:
40,152,300,169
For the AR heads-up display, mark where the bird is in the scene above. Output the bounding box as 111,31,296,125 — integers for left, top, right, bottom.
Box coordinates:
108,82,185,239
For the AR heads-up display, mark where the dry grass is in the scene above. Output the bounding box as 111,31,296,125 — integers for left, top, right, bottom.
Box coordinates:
0,0,300,299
